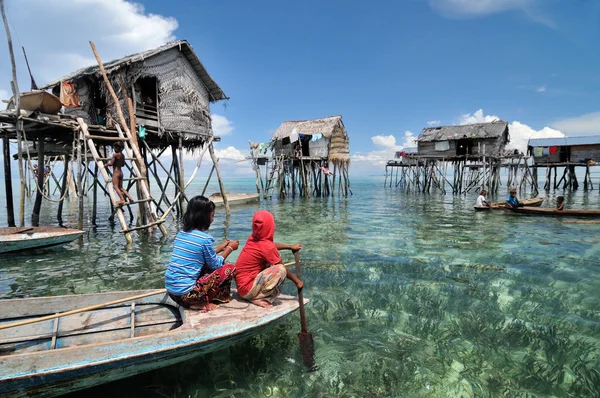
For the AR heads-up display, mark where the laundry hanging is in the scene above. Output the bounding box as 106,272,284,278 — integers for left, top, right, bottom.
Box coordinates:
533,147,543,157
311,133,322,143
60,81,81,108
289,127,299,143
549,146,558,155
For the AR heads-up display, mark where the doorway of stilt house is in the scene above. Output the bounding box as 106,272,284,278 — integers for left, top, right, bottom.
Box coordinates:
456,139,473,156
302,136,310,156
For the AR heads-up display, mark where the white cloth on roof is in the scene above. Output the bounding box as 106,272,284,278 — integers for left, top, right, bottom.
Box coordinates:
289,128,299,143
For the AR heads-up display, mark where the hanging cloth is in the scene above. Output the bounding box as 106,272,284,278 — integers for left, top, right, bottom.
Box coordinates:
311,133,322,143
138,125,146,140
289,127,299,143
60,81,81,108
549,146,558,155
542,147,550,157
533,147,543,157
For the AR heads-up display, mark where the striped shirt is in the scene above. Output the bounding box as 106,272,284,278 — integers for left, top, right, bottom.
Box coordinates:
164,230,224,296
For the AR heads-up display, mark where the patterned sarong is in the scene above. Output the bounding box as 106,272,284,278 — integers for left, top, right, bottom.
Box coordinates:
241,264,287,303
169,264,235,308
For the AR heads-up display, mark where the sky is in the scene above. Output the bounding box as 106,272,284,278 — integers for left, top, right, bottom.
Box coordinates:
1,0,600,177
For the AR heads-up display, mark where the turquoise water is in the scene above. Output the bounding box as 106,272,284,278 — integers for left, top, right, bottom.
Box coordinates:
1,178,600,397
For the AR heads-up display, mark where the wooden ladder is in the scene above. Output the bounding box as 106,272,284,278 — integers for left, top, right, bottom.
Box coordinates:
264,155,284,198
77,118,166,243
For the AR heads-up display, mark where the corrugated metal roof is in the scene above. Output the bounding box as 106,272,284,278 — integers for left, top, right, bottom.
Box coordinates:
404,147,418,154
417,121,508,142
40,40,227,102
528,135,600,147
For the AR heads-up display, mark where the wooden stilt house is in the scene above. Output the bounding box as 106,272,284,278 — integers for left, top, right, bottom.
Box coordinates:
0,40,231,242
249,115,351,198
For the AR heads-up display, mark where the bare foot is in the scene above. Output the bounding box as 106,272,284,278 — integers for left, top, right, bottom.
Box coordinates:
190,302,218,312
115,200,125,206
250,299,273,308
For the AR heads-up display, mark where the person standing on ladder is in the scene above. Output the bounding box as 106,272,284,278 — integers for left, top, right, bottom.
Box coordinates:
106,142,134,205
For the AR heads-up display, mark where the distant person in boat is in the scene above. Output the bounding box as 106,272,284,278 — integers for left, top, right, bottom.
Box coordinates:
165,195,239,312
106,142,134,206
556,196,565,211
476,189,490,208
506,188,524,208
235,210,303,308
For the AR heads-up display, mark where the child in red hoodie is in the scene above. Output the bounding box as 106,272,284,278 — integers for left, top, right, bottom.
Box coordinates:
235,210,303,308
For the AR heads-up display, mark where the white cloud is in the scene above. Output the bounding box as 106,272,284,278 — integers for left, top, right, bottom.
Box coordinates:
213,146,246,161
429,0,534,18
536,85,547,93
507,121,564,152
427,120,441,126
372,135,397,148
0,0,178,90
552,112,600,136
459,109,501,124
459,109,564,153
211,114,234,136
352,131,417,171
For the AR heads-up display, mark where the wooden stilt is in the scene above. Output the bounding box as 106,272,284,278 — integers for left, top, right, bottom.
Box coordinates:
31,137,45,227
57,155,69,225
208,142,229,215
3,136,15,227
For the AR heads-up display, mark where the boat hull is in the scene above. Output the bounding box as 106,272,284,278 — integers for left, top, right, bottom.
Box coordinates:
0,290,302,397
0,228,83,254
7,91,62,114
210,193,260,208
505,206,600,218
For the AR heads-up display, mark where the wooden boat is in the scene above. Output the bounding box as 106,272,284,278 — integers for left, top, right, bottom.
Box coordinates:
209,193,260,207
7,91,62,114
475,197,545,211
504,206,600,218
0,227,83,254
0,290,304,397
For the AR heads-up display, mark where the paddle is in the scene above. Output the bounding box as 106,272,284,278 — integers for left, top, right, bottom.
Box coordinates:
12,227,34,234
293,251,316,369
0,289,167,331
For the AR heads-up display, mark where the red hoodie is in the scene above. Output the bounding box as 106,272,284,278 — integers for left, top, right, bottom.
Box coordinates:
235,210,282,297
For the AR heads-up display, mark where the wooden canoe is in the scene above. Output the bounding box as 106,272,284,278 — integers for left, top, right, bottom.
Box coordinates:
0,227,83,254
504,206,600,218
490,197,545,208
209,193,260,208
0,290,304,397
7,91,62,114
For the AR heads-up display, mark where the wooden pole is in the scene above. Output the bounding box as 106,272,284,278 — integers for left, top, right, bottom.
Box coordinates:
178,136,185,213
57,155,70,225
3,136,15,226
201,163,216,197
208,142,229,215
31,138,45,226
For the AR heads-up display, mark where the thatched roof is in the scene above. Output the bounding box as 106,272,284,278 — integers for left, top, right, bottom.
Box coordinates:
418,121,508,142
271,115,344,141
41,40,227,102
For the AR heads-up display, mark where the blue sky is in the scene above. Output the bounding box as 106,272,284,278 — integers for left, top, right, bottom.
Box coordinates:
2,0,600,176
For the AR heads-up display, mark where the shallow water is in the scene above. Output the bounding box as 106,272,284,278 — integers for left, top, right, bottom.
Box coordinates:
1,178,599,397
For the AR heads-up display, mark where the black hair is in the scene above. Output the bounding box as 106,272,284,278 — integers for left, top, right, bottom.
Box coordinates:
557,196,564,203
114,142,122,152
182,195,215,232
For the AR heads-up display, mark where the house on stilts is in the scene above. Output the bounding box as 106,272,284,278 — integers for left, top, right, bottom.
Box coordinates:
385,120,539,194
0,40,231,243
528,136,600,191
249,115,351,198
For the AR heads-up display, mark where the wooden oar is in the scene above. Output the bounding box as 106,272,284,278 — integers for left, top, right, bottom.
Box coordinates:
294,251,316,369
12,227,34,234
0,289,167,331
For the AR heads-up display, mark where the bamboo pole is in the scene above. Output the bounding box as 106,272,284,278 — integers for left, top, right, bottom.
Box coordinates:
3,136,15,226
208,142,229,215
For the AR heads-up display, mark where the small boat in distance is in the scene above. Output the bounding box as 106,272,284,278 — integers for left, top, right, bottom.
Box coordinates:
209,193,260,207
0,290,304,397
0,227,83,254
6,91,62,114
474,197,544,211
504,206,600,218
